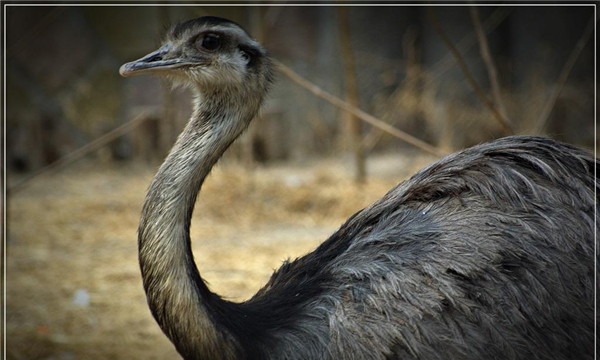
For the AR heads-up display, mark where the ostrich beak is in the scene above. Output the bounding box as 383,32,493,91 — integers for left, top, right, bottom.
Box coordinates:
119,44,196,77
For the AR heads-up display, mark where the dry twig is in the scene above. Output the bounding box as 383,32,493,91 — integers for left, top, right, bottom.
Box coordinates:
428,7,511,84
427,7,514,135
7,7,66,61
533,16,595,134
362,8,512,153
337,7,366,183
8,114,150,194
274,59,447,158
470,7,513,130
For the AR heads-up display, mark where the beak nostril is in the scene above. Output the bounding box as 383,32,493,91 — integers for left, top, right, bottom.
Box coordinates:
120,43,182,77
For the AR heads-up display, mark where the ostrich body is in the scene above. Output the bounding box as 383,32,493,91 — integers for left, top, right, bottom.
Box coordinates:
120,17,596,360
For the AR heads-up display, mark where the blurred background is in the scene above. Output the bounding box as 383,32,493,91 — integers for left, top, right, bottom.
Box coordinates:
5,4,595,360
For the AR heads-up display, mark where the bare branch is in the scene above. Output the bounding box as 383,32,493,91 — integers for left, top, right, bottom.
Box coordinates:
428,7,511,84
427,7,514,135
337,7,366,183
470,7,513,130
7,7,66,60
361,27,419,154
534,16,595,134
273,59,447,158
363,8,511,153
8,114,150,194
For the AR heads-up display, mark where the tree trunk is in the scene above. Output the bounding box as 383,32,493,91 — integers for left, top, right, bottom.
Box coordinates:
337,7,366,183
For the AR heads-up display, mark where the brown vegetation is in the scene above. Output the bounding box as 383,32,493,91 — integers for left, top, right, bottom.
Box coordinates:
7,154,434,360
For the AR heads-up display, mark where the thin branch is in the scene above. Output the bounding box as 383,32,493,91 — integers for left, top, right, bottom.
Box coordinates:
363,8,511,153
361,27,419,154
428,7,511,84
470,7,513,130
8,114,150,194
427,7,514,135
337,6,366,183
534,16,595,134
7,7,66,61
273,59,447,158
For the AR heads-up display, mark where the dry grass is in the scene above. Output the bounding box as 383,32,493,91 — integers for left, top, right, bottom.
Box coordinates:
6,153,435,360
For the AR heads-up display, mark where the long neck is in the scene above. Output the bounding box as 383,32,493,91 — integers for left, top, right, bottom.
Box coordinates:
138,89,261,359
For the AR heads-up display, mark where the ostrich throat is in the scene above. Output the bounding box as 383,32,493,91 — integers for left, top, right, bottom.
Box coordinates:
138,88,260,359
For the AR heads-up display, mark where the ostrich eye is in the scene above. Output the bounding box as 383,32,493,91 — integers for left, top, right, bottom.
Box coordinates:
240,51,251,64
200,34,221,51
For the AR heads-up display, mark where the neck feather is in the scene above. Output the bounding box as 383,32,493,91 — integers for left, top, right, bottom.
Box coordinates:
138,89,261,359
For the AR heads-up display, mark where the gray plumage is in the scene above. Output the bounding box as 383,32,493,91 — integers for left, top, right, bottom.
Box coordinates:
120,16,596,360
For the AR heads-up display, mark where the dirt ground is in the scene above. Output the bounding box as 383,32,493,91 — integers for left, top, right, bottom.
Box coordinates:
6,153,436,360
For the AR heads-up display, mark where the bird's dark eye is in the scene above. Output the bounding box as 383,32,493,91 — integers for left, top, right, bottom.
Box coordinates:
201,34,221,51
240,51,251,64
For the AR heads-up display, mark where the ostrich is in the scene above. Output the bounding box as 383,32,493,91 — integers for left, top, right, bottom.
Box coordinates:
120,17,596,360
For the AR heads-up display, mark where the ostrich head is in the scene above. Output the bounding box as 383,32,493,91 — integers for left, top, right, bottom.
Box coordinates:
120,16,272,95
121,18,276,358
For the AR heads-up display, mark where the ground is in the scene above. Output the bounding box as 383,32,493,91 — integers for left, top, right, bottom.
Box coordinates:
6,152,435,360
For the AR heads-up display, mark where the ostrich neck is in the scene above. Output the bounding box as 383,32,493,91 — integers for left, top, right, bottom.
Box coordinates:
138,89,260,359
